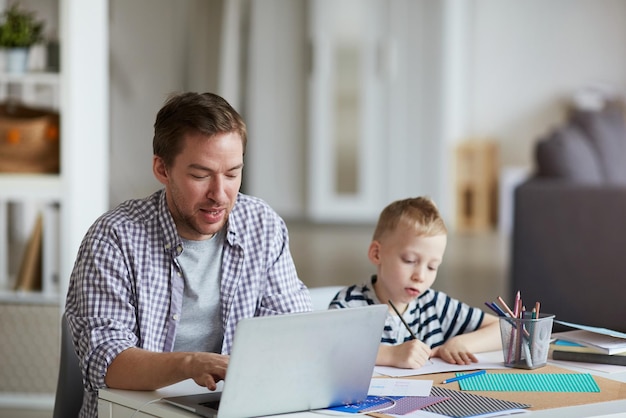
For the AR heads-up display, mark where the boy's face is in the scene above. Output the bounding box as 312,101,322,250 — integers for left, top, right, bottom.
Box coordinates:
369,226,447,310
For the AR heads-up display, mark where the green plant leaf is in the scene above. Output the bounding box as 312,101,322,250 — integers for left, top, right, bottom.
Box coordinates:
0,3,45,48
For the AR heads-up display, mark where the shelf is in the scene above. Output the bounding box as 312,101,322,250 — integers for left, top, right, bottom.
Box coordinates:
0,71,61,109
0,173,62,201
0,71,60,86
0,289,58,305
0,393,55,409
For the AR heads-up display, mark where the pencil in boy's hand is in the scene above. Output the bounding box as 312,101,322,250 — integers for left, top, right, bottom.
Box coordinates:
388,300,418,340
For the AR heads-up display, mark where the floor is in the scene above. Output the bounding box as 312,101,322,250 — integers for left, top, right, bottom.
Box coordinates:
0,223,509,418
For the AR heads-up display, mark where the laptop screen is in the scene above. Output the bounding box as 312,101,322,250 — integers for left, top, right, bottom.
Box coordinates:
163,305,388,417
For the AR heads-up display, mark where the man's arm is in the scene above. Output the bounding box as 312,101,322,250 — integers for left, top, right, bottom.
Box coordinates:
105,347,228,391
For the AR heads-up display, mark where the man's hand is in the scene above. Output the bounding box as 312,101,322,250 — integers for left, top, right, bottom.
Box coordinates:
106,348,229,391
184,352,229,390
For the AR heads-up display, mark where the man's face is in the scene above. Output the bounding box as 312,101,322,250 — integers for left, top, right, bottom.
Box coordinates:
153,131,244,240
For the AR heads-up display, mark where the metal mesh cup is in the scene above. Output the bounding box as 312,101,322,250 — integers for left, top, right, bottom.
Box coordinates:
499,313,554,369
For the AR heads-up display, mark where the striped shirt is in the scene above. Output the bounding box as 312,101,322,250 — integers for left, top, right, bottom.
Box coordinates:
65,189,311,418
329,276,483,347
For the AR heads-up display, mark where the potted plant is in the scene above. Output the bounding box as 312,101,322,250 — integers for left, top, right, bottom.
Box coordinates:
0,2,44,73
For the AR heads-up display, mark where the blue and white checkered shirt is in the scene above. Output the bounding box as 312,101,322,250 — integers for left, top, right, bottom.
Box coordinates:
329,276,483,348
65,189,311,418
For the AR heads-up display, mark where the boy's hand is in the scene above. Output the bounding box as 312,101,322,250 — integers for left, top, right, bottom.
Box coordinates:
377,340,432,369
431,338,478,365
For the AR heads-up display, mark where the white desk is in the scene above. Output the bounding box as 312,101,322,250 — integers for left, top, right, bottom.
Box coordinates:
98,378,319,418
98,361,626,418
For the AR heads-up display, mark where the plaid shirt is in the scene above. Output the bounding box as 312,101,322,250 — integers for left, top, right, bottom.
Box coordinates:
65,190,311,418
329,276,484,347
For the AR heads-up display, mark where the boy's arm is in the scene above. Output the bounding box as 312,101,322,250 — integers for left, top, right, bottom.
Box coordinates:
431,313,502,364
376,340,432,369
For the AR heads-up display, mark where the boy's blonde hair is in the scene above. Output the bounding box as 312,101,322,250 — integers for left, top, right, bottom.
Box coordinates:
372,196,447,241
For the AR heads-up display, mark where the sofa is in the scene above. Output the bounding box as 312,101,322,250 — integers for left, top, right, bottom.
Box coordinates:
511,102,626,333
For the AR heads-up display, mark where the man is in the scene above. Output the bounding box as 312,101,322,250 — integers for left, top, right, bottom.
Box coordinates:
65,92,312,417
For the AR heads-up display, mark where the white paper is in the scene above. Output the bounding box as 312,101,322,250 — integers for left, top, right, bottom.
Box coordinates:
374,351,507,378
555,321,626,339
368,378,432,397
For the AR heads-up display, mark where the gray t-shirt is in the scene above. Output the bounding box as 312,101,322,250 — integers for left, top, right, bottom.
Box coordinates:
173,229,225,353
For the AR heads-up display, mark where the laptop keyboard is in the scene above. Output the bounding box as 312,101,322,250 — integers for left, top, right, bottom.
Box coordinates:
200,400,221,409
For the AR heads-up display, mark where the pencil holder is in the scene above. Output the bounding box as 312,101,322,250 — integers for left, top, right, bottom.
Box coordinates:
499,313,554,369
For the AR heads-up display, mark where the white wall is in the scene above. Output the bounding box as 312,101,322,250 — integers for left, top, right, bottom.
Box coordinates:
109,0,186,206
244,0,308,218
107,0,626,225
16,0,59,39
244,0,454,222
108,0,222,207
469,0,626,168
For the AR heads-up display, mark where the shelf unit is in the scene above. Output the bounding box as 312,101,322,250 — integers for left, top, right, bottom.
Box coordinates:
0,0,109,410
0,175,61,304
0,109,63,407
0,173,61,199
0,72,61,302
0,71,60,108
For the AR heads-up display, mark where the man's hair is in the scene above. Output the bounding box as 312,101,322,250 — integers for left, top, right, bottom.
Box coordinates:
372,196,447,241
153,92,247,167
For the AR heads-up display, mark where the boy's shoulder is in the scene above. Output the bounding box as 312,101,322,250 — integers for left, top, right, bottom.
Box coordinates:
330,282,378,308
415,289,454,306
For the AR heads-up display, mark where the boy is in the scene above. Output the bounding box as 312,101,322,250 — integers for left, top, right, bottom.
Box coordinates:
329,197,500,369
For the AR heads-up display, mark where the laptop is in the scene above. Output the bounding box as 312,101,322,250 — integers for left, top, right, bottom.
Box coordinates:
163,304,387,418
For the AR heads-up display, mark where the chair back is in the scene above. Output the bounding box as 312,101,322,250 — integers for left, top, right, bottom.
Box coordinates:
309,285,344,310
52,313,83,418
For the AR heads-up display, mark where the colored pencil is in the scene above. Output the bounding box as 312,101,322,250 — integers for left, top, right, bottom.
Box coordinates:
442,370,486,384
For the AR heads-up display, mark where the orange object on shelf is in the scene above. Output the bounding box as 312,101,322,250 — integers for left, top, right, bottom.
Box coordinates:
0,103,60,173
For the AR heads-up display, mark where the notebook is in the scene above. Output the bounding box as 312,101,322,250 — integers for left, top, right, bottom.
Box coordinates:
163,304,388,418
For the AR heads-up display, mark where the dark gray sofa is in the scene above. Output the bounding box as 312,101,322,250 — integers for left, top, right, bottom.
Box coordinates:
511,103,626,333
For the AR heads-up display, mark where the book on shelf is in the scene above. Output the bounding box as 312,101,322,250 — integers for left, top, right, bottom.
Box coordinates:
0,199,6,290
14,212,43,292
8,203,60,295
41,203,60,295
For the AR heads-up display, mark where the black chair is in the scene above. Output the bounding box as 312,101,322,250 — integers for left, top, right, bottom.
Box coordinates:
53,313,83,418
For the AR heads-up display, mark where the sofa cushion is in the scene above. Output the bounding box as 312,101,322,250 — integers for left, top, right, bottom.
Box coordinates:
535,125,603,183
571,105,626,184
